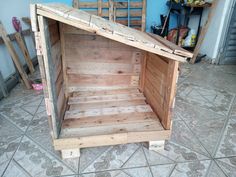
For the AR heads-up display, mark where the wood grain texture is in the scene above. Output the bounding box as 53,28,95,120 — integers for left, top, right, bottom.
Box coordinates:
15,32,35,74
36,3,187,62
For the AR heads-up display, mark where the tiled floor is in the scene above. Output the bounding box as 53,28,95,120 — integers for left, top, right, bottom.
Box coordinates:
0,62,236,177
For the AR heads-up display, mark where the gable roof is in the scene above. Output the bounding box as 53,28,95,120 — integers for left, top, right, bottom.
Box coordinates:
34,3,193,62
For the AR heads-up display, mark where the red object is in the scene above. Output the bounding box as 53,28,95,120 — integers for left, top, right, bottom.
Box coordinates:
12,17,22,32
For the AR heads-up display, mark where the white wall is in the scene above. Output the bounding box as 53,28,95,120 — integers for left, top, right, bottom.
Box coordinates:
200,0,233,62
0,0,39,80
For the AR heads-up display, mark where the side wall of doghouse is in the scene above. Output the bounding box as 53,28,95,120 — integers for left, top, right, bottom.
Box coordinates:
60,24,144,93
142,53,179,130
36,16,67,138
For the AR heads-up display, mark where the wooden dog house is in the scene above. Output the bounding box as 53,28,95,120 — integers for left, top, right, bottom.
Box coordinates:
31,3,192,158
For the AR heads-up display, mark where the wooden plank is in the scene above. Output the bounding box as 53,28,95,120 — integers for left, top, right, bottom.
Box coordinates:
54,129,170,150
15,32,35,74
65,48,142,65
72,88,140,97
141,0,146,32
148,33,193,58
98,0,102,16
81,9,142,18
68,85,138,92
30,4,38,32
36,3,186,62
77,2,143,8
69,93,145,104
38,16,59,138
139,52,147,92
66,62,141,75
59,23,69,99
69,100,147,111
49,21,60,45
0,22,31,89
67,74,139,88
109,0,114,21
162,60,179,129
65,104,152,119
190,0,219,63
148,53,169,75
63,112,158,129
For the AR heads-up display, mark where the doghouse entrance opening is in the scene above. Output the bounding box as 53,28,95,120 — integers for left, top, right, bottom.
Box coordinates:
40,15,179,150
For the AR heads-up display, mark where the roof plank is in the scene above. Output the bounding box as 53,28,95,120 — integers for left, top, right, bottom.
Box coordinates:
36,3,188,62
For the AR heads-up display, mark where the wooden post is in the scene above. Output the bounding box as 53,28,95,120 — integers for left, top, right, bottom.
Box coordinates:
190,0,219,63
0,21,31,89
141,0,147,32
38,16,59,138
15,32,35,74
109,0,114,21
163,60,179,129
139,52,147,92
98,0,102,16
73,0,79,9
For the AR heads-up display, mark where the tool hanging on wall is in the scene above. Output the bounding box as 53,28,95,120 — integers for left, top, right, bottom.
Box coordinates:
12,17,35,74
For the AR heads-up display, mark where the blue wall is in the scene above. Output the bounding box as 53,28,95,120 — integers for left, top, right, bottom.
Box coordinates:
146,0,168,32
41,0,174,32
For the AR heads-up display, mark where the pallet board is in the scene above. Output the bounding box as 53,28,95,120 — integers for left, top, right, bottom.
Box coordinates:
32,3,191,157
72,0,146,31
57,88,170,148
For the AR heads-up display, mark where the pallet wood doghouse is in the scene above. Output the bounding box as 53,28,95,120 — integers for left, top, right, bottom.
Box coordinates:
31,3,193,158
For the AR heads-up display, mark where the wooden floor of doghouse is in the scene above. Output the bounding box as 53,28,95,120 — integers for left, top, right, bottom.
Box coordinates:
56,88,170,150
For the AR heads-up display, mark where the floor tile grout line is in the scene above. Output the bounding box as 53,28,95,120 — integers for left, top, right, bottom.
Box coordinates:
141,142,177,163
79,160,212,175
120,144,141,168
179,119,213,158
212,95,236,158
167,163,177,177
1,97,43,177
11,159,33,177
24,134,78,174
122,170,134,177
79,147,111,174
140,145,154,177
80,144,141,174
204,159,214,177
166,140,210,161
212,159,229,177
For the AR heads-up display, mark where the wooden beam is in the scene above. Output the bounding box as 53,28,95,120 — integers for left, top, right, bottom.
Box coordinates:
98,0,102,16
141,0,146,32
38,16,59,138
109,0,114,21
0,22,31,89
190,0,219,63
54,130,170,150
73,0,79,9
15,32,35,74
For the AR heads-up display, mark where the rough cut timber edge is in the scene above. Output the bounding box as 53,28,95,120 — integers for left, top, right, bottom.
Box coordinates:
34,3,191,62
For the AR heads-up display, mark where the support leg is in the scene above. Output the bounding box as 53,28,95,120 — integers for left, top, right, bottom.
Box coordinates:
148,140,165,151
61,149,80,159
